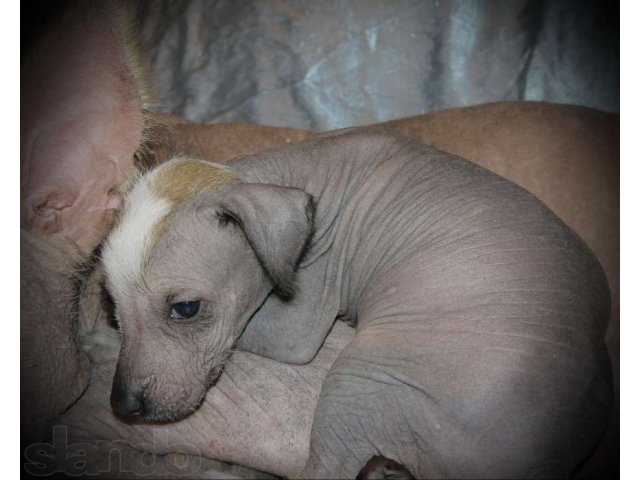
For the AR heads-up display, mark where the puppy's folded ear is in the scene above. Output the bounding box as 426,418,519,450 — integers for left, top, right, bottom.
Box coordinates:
215,183,315,299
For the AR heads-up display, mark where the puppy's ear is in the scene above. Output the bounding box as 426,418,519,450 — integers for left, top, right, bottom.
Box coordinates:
216,183,315,299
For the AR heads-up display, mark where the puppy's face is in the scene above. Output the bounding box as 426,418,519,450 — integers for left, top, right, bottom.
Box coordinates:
102,157,313,421
105,190,271,422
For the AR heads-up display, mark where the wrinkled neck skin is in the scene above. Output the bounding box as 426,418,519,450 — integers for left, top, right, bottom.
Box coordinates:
227,131,419,323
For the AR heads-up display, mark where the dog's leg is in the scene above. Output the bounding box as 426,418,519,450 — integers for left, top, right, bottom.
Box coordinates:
237,254,340,364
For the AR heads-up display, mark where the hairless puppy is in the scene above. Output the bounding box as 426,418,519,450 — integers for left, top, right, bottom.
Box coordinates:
21,2,618,478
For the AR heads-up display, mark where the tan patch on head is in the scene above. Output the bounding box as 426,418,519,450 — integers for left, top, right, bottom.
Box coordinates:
153,159,238,205
103,157,237,294
147,159,238,261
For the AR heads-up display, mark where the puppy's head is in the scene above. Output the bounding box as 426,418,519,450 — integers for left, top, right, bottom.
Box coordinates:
102,157,313,421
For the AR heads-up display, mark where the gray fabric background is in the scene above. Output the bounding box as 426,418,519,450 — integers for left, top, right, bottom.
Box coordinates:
137,0,619,131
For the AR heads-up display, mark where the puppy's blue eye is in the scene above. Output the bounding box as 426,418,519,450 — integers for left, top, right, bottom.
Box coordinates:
170,301,201,320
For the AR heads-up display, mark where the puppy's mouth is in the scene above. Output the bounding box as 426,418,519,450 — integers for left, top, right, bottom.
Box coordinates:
133,358,231,424
133,389,206,424
205,357,229,389
138,402,200,424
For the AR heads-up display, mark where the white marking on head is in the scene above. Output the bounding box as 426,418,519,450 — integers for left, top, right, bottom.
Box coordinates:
102,168,171,296
102,158,238,297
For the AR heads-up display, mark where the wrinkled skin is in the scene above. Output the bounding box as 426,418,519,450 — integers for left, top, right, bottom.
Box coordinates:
20,230,90,448
151,105,619,393
21,2,618,478
22,110,618,477
47,321,353,478
106,130,612,478
22,246,352,478
149,105,619,477
151,104,619,478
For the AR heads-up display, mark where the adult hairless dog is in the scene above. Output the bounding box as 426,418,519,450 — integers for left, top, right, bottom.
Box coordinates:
21,2,618,478
102,129,612,478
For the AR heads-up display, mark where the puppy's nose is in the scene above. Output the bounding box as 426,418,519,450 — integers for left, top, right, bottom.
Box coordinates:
110,382,146,418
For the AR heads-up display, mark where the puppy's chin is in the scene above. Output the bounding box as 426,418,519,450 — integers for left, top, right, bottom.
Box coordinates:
140,393,206,424
140,362,228,424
